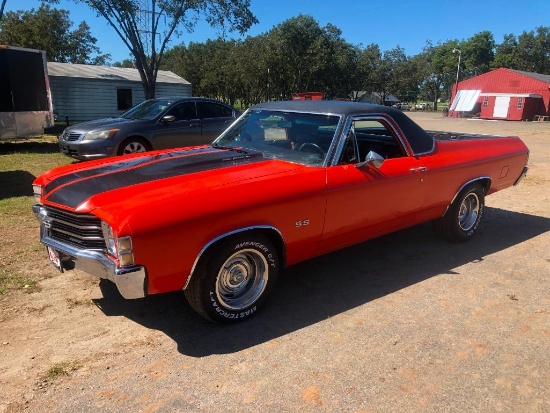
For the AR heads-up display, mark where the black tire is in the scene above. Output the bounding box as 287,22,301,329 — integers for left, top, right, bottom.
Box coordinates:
117,137,150,156
184,232,279,323
434,183,485,242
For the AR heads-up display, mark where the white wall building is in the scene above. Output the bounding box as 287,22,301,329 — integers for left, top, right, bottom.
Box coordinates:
48,62,192,122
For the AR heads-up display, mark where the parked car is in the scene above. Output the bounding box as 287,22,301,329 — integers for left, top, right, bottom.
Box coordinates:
392,102,410,110
33,101,529,323
415,103,430,110
58,97,240,161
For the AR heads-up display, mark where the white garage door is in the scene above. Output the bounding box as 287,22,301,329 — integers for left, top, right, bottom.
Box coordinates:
493,96,510,118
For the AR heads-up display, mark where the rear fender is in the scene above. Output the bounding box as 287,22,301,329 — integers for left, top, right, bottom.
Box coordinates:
443,176,491,216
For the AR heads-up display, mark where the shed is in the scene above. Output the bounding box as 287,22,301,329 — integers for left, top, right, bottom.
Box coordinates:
450,68,550,121
47,62,192,122
357,92,400,106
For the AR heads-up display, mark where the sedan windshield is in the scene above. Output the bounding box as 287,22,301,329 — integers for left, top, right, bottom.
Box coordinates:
214,109,340,166
120,99,172,120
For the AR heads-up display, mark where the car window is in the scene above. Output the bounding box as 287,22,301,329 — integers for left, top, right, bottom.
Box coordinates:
120,99,171,120
338,118,406,164
165,101,197,121
197,102,233,118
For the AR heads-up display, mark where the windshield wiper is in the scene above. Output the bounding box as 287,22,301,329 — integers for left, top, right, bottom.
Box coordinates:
212,143,250,154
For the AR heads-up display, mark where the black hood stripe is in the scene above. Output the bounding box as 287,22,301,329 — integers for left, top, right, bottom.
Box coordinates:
45,148,265,209
43,146,219,194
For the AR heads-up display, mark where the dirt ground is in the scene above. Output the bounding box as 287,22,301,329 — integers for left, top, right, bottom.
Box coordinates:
0,112,548,412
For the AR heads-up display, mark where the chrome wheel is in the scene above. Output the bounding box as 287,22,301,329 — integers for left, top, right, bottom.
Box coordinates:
458,192,480,231
215,249,268,310
122,141,147,154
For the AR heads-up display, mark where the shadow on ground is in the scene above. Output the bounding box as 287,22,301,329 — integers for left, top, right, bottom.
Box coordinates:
0,170,36,199
0,140,59,155
93,207,550,357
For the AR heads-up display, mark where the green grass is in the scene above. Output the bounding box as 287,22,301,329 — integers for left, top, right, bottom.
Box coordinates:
0,135,71,295
0,268,37,295
44,361,80,381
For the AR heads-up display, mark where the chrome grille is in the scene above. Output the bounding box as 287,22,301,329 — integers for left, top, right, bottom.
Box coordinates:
44,207,105,250
62,132,82,141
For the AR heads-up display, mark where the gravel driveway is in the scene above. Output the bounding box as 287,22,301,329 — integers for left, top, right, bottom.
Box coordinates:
1,112,548,412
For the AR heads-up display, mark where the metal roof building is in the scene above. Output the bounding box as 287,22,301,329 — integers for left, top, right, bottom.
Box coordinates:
450,68,550,121
47,62,192,122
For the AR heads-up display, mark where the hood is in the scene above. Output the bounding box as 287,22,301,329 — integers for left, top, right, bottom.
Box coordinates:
40,147,302,212
66,117,138,131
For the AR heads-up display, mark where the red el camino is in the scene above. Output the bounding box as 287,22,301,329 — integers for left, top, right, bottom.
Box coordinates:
32,101,529,322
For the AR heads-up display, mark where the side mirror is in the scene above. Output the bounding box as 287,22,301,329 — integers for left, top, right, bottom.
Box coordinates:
161,115,176,123
356,150,384,169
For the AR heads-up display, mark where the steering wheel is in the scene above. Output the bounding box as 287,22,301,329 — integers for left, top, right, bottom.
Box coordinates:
298,142,324,154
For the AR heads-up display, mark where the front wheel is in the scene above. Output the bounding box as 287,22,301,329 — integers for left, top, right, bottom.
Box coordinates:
117,137,150,156
434,183,485,242
184,232,279,323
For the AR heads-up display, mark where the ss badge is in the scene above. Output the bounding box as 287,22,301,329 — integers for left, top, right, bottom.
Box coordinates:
295,219,310,228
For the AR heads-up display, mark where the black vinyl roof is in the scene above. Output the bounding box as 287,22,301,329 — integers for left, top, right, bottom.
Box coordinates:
252,99,397,116
251,100,435,155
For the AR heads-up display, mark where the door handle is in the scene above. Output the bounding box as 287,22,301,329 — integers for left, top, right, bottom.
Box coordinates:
410,167,428,173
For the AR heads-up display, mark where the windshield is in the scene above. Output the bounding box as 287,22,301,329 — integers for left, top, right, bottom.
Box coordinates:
213,109,340,166
120,99,172,120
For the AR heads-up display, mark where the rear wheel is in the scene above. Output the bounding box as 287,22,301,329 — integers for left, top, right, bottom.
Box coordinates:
184,232,279,323
117,137,150,156
434,183,485,242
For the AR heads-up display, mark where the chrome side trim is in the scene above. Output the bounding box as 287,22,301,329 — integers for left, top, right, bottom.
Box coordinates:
442,176,492,216
183,226,285,290
513,166,528,186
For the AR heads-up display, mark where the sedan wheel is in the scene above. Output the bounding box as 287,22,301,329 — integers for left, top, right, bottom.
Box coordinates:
117,138,149,156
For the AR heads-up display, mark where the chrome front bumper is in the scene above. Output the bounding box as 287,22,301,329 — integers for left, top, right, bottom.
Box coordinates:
33,205,146,299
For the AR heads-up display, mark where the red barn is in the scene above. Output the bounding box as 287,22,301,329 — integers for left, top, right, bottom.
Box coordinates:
450,68,550,121
291,92,325,100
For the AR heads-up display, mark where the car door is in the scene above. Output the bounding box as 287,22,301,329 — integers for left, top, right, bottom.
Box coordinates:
197,101,236,142
319,117,429,253
153,101,203,149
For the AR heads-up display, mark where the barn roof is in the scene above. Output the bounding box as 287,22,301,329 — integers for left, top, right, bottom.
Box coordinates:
47,62,190,84
509,69,550,85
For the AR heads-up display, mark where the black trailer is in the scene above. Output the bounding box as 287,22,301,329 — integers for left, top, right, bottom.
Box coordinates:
0,45,54,139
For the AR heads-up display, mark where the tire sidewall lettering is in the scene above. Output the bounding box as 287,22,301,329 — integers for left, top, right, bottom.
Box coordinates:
233,242,276,268
209,291,257,319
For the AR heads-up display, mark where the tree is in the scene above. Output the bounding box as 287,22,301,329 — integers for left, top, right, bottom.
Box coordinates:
460,31,495,76
494,26,550,73
0,0,7,21
47,0,257,99
0,4,109,64
415,40,463,108
113,58,136,68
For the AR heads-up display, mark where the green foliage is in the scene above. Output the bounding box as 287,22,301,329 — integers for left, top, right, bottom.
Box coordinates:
494,26,550,73
160,12,548,108
0,4,109,64
45,0,258,99
163,15,363,104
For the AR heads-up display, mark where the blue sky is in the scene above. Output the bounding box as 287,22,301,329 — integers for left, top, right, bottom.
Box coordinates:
5,0,550,63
